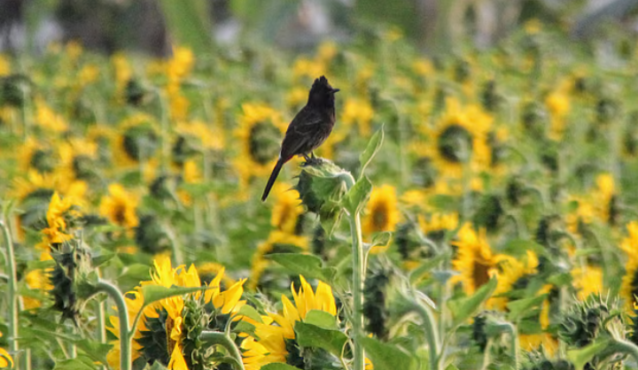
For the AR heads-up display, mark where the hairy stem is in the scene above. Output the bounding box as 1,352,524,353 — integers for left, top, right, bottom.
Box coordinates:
96,280,131,370
201,331,246,370
348,213,365,370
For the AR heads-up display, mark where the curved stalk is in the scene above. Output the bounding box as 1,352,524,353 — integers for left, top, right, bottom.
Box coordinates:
201,331,246,370
95,280,131,370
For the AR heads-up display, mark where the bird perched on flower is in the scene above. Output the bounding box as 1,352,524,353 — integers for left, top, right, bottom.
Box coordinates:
261,76,339,201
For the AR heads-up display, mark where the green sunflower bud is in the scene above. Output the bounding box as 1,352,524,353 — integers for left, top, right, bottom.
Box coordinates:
295,160,349,232
472,194,504,233
558,295,609,348
437,124,473,163
172,135,200,167
481,80,501,112
135,214,171,255
363,268,390,340
122,123,159,161
0,74,32,108
125,78,148,106
471,311,508,352
249,122,281,165
49,241,92,325
521,102,547,138
506,177,526,206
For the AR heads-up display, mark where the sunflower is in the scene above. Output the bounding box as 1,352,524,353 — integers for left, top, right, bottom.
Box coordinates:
341,97,374,137
241,276,337,369
41,192,77,244
34,98,68,132
620,221,638,312
544,80,571,141
419,212,459,241
592,173,617,225
571,265,603,301
451,223,501,295
271,183,304,234
487,251,539,310
423,97,492,180
0,333,13,369
107,256,246,370
249,231,309,290
362,184,400,235
113,113,160,168
99,183,139,229
233,103,288,191
17,137,56,174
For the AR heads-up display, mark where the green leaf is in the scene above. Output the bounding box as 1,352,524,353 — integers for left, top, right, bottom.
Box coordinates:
91,252,115,268
446,364,460,370
26,259,55,270
501,239,549,258
359,336,416,370
371,231,392,247
53,356,96,370
117,263,151,289
304,310,339,330
74,339,112,365
268,253,327,281
448,277,498,327
408,253,449,284
343,176,372,215
428,194,459,212
507,294,547,322
149,361,169,370
141,285,211,308
568,339,609,370
295,321,348,356
157,0,213,54
236,304,263,324
261,364,301,370
359,126,384,177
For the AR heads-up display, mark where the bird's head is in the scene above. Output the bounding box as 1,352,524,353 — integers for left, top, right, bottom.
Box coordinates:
308,76,339,107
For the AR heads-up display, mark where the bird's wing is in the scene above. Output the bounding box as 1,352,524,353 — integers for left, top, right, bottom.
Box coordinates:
279,107,324,159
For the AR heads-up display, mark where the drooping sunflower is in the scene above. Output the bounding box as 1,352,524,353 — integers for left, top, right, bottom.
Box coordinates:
620,221,638,312
99,183,139,229
451,223,501,295
233,103,288,191
241,276,337,370
107,256,246,370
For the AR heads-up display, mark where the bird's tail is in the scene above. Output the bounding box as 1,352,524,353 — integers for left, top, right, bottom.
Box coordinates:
262,159,284,201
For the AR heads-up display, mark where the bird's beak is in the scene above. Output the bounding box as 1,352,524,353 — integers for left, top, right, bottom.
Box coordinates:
331,88,340,94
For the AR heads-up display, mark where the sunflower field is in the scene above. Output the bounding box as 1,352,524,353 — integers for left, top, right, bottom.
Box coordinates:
4,16,638,370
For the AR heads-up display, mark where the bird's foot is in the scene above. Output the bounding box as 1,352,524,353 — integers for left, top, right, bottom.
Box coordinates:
302,156,324,167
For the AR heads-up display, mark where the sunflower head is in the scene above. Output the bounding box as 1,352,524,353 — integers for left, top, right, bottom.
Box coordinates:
362,184,399,236
558,295,610,348
472,194,504,233
122,123,159,162
437,123,473,164
135,214,171,255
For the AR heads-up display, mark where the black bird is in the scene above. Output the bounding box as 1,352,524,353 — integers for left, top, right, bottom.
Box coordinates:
261,76,339,201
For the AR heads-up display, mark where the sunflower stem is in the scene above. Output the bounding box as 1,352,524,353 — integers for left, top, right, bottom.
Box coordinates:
95,280,131,370
408,294,440,370
503,322,519,370
610,338,638,365
0,218,19,366
348,212,366,370
200,331,246,370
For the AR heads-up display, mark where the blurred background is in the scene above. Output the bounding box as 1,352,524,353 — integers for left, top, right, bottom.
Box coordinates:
1,0,638,56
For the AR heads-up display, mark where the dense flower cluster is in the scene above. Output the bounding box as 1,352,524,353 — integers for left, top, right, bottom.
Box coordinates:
2,21,638,370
